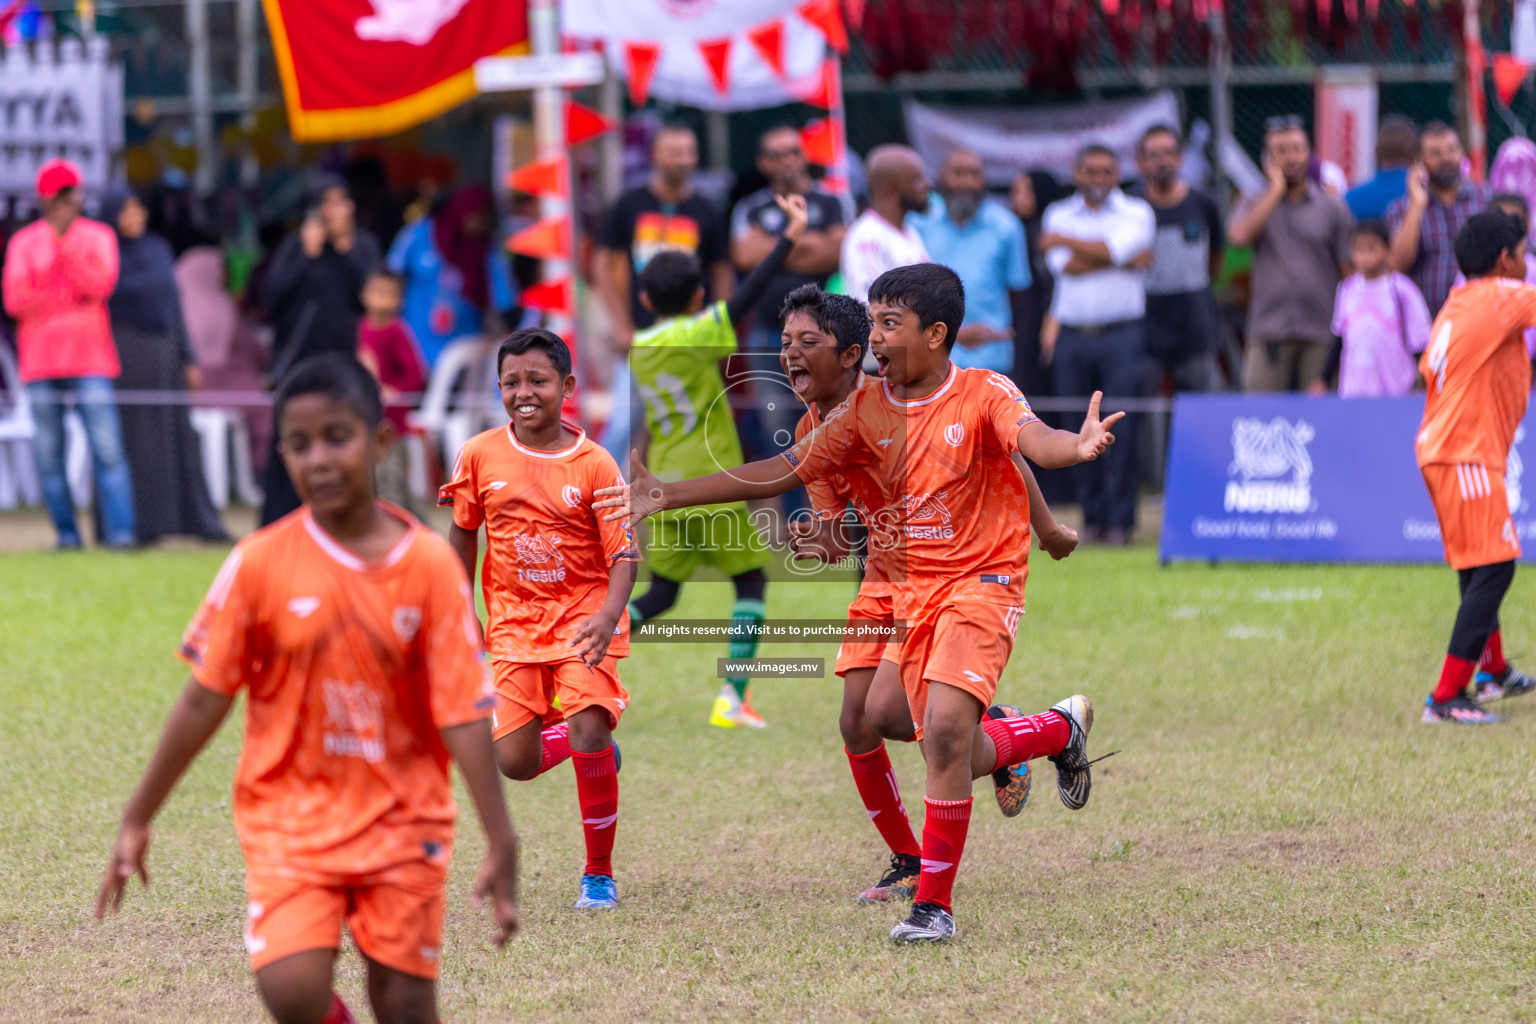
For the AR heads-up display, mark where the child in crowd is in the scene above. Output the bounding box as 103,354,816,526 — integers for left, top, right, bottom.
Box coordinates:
1320,220,1432,397
358,267,429,513
441,329,639,911
97,354,519,1024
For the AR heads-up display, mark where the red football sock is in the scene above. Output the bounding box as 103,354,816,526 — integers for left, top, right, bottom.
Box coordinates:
914,797,972,912
1480,630,1508,675
1434,653,1477,703
321,993,358,1024
981,711,1071,772
845,745,922,859
536,722,570,777
573,747,618,878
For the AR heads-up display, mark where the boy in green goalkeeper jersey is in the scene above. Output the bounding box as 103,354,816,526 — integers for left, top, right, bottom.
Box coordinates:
628,193,808,728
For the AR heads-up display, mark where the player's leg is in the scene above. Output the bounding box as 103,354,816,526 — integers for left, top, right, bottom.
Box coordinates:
255,949,349,1024
843,662,923,902
491,664,569,780
1427,560,1516,723
560,660,628,909
713,567,769,728
1473,569,1536,701
364,958,436,1024
865,657,918,743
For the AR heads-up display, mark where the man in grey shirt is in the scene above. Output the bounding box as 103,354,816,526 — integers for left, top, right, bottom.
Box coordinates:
1227,116,1354,392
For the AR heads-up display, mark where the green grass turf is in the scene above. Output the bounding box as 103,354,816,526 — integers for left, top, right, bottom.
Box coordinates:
4,546,1536,1022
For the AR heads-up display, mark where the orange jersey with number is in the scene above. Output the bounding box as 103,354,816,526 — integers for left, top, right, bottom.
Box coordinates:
178,505,491,877
1417,278,1536,473
785,365,1037,604
439,423,639,664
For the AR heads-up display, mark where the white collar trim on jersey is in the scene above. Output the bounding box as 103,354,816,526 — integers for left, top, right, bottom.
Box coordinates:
505,420,586,459
882,364,957,408
303,503,417,572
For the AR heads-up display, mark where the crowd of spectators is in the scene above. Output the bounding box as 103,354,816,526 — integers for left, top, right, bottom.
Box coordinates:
0,112,1518,550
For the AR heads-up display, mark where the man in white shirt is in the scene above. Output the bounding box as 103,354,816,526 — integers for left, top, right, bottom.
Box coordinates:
840,144,931,302
1039,143,1156,545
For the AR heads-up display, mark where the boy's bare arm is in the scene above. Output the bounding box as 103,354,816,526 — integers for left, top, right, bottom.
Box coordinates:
1011,452,1077,560
595,451,801,525
448,523,479,584
572,559,639,666
96,680,235,918
1016,391,1124,469
440,720,520,946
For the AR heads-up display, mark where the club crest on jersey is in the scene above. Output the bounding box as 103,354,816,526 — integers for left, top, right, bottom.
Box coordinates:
1225,417,1314,514
514,533,566,582
944,422,965,447
393,606,422,643
904,491,954,540
562,484,583,508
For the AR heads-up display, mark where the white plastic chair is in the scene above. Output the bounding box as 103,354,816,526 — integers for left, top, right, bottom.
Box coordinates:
0,344,39,508
190,407,262,509
409,335,499,477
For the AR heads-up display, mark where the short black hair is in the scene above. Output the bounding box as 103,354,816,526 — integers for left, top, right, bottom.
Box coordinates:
779,283,869,354
759,124,801,151
1454,209,1527,278
652,121,697,150
1076,143,1117,167
274,353,383,430
498,327,573,378
867,264,966,350
1493,192,1531,217
1352,219,1390,246
366,265,403,288
639,250,703,317
1420,120,1459,145
1138,124,1181,153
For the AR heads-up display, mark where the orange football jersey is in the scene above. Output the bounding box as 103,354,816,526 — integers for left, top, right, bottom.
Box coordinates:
793,373,891,586
178,505,491,877
1418,277,1536,473
785,365,1037,604
440,423,639,663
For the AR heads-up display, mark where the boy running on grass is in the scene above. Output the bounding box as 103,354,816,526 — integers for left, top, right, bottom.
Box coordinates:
626,193,808,730
777,282,1082,905
441,329,639,910
599,263,1118,943
1418,210,1536,724
97,354,519,1024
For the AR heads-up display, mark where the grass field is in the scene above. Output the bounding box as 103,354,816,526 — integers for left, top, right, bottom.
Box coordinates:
6,544,1536,1022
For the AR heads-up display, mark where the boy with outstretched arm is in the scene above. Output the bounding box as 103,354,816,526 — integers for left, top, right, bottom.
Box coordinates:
97,354,519,1024
626,193,808,729
599,264,1120,943
441,329,640,910
776,282,1081,905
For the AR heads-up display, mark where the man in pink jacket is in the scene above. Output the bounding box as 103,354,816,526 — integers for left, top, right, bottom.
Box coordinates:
3,159,133,548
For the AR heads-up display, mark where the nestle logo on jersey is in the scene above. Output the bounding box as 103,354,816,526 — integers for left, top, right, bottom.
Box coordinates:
1224,417,1314,514
903,492,954,539
515,533,567,583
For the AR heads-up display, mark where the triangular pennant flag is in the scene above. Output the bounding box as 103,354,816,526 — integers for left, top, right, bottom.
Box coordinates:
798,0,849,53
625,41,660,107
1494,53,1531,106
521,277,574,313
699,37,733,94
746,19,786,78
843,0,865,29
1101,0,1120,13
507,157,567,196
507,218,570,260
566,101,616,147
801,117,843,166
801,57,837,109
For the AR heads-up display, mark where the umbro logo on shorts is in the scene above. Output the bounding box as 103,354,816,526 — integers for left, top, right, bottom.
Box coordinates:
489,481,508,491
877,438,895,448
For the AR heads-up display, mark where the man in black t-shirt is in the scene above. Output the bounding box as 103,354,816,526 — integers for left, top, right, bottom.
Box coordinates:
596,124,732,348
1131,124,1225,391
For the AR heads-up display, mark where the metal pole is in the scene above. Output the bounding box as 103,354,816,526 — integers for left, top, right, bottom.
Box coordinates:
185,0,215,196
529,0,573,343
706,109,729,171
1208,2,1232,208
236,0,259,189
598,69,623,206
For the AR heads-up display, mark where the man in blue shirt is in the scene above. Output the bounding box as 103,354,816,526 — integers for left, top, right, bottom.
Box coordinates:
910,149,1031,374
1345,115,1417,221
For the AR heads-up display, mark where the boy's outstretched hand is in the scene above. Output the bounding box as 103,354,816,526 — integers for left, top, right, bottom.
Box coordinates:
95,821,151,919
472,842,520,947
1077,391,1125,462
594,451,662,525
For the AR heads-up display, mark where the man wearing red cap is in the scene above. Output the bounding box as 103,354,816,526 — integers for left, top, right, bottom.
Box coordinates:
3,158,134,548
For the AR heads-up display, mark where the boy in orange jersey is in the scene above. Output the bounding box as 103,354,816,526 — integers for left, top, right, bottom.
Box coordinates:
441,328,639,911
776,282,1083,905
599,264,1120,943
1418,210,1536,724
96,353,520,1024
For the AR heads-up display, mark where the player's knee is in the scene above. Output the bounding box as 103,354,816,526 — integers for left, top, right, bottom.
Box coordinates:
494,740,539,781
921,717,972,770
567,708,613,752
255,967,332,1024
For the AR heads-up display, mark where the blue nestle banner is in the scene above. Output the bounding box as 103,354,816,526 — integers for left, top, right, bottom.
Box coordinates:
1160,394,1536,563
